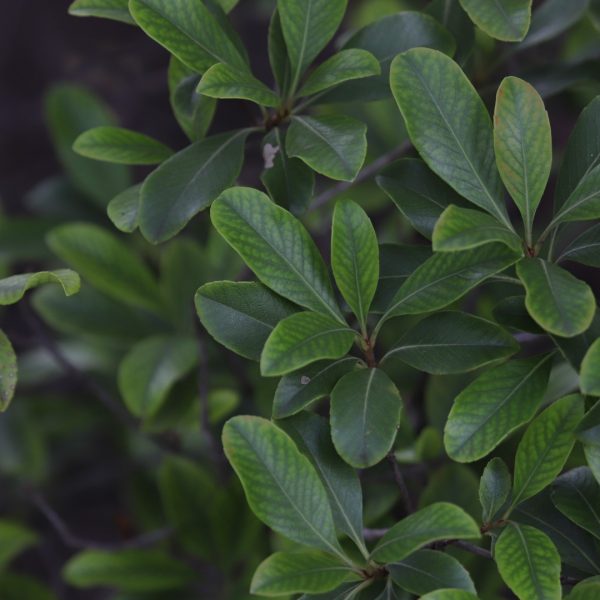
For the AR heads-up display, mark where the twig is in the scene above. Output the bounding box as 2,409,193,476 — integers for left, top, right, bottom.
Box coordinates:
387,454,415,514
448,540,492,559
363,528,390,541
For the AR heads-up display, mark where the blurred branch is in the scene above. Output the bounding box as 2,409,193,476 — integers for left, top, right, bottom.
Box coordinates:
387,454,415,514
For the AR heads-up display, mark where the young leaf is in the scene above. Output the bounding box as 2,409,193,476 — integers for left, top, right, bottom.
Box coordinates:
331,200,379,328
388,549,476,595
510,394,584,508
495,523,561,600
0,270,80,305
107,183,141,233
287,115,367,182
299,49,380,97
559,223,600,267
139,129,250,243
480,457,512,523
444,354,553,462
129,0,247,73
211,187,342,321
390,48,510,228
277,0,347,93
493,77,551,242
370,502,480,563
260,312,355,377
551,164,600,226
330,368,402,469
195,281,297,361
222,416,345,558
581,339,600,396
197,63,279,106
432,205,522,252
69,0,134,24
459,0,532,42
0,520,38,568
517,258,596,338
251,551,356,596
0,331,17,412
73,126,173,165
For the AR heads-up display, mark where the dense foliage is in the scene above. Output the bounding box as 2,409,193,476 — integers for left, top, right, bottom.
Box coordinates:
2,0,600,598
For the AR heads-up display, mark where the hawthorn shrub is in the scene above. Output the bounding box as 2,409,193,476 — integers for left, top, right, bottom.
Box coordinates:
1,0,600,599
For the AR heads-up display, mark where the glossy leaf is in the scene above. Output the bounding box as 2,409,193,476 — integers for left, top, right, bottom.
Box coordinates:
287,115,367,182
0,519,38,568
0,331,17,412
68,0,134,24
260,312,355,377
330,368,402,469
517,258,596,338
371,502,480,563
495,523,561,600
444,354,553,462
107,183,141,233
0,270,80,305
581,339,600,396
140,129,250,243
459,0,531,41
480,457,512,522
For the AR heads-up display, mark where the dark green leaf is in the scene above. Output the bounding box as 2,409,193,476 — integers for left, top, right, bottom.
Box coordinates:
480,457,512,523
0,574,58,600
459,0,531,41
427,0,475,66
0,331,17,412
0,519,38,567
107,184,141,233
268,10,291,95
493,295,543,333
581,339,600,396
69,0,134,23
0,270,80,305
559,223,600,267
552,164,600,226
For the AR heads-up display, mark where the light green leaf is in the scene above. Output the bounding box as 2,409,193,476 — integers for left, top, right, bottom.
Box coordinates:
251,551,356,596
129,0,247,73
569,579,600,600
480,457,512,523
299,49,380,97
287,115,367,182
197,63,279,106
0,331,17,412
107,184,141,233
495,523,561,600
222,416,344,557
371,502,480,563
277,0,347,94
493,76,551,241
73,126,173,165
63,549,195,592
331,199,379,328
195,281,297,361
261,312,355,377
388,549,476,595
552,164,600,226
459,0,531,41
47,223,161,313
140,129,250,243
517,258,596,338
433,205,522,252
511,394,584,508
581,339,600,396
390,48,510,228
211,187,342,321
330,368,402,469
69,0,134,23
559,223,600,268
420,591,479,600
0,270,80,305
118,335,198,418
383,311,518,374
0,519,38,568
444,353,553,462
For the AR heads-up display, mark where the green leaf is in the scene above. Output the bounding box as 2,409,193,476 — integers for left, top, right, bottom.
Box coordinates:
493,77,551,241
331,200,379,328
268,10,291,96
0,519,38,568
0,331,17,411
287,115,367,182
140,129,250,243
107,184,141,233
388,549,476,595
47,223,162,313
459,0,531,41
261,312,355,377
222,416,344,557
581,339,600,396
195,281,297,361
251,551,356,596
129,0,247,73
493,295,543,334
299,49,380,97
383,311,518,374
272,357,360,419
432,205,522,252
419,592,479,600
480,457,512,523
73,126,173,165
517,258,596,338
0,574,58,600
495,523,561,600
552,164,600,226
371,502,480,563
118,335,198,418
63,549,195,592
330,368,402,468
390,48,510,228
444,353,553,462
0,270,80,305
569,579,600,600
211,187,342,321
559,223,600,267
552,467,600,540
69,0,134,23
197,63,279,106
426,0,475,66
510,394,584,508
277,0,347,94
